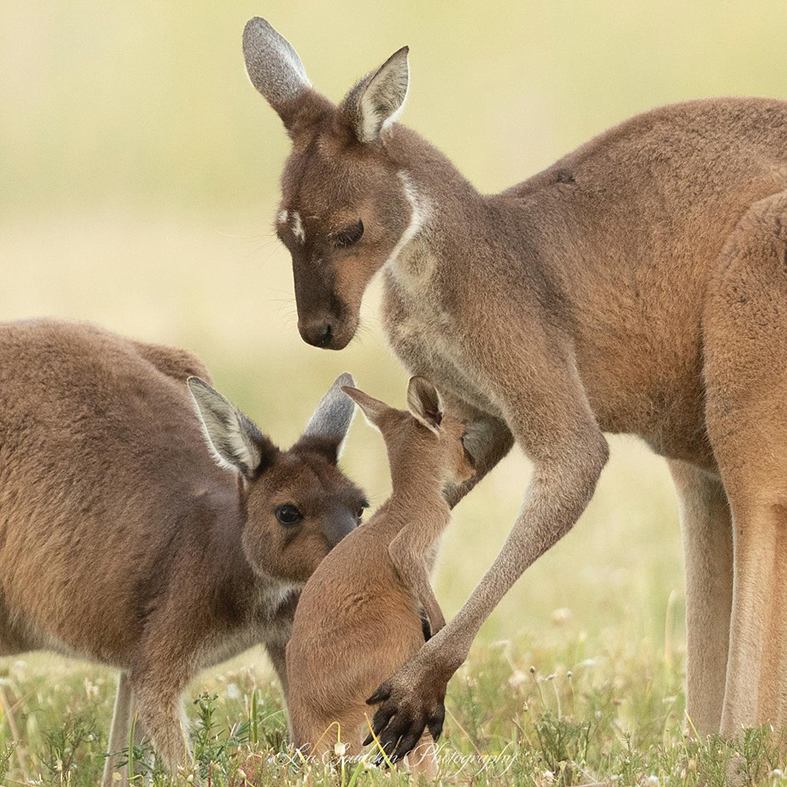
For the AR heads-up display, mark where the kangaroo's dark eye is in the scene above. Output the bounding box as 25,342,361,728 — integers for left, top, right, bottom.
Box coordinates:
357,502,369,521
275,504,303,526
333,220,364,249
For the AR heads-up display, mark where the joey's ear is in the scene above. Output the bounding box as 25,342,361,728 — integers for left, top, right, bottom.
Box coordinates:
187,377,277,479
243,18,313,128
406,376,444,434
340,46,409,143
296,372,357,464
341,386,391,429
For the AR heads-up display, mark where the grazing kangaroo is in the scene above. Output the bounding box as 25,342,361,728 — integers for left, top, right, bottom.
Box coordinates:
0,319,367,784
243,16,787,756
287,376,473,776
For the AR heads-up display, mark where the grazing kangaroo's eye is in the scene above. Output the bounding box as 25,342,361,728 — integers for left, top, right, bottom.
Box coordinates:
333,220,364,249
357,502,369,521
275,504,303,526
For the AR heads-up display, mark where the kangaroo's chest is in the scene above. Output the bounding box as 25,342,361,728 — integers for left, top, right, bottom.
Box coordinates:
381,267,501,419
195,585,296,671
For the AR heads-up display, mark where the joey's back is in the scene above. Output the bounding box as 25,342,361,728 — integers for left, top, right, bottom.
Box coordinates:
291,503,415,648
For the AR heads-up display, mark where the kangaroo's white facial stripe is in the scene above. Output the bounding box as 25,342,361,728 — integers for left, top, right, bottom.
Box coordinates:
292,212,306,243
385,172,428,268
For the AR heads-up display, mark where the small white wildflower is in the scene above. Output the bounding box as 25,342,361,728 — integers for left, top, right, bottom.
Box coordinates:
771,769,783,779
334,741,347,756
186,775,194,783
508,670,528,688
647,776,659,785
225,682,241,700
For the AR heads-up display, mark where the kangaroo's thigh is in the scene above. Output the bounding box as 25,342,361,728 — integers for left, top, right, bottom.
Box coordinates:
704,189,787,734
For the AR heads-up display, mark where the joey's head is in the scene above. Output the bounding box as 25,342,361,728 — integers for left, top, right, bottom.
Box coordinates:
342,377,475,492
243,18,424,350
188,373,368,584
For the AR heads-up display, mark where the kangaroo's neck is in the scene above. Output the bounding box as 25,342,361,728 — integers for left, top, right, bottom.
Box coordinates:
387,126,485,246
384,449,450,528
383,126,502,276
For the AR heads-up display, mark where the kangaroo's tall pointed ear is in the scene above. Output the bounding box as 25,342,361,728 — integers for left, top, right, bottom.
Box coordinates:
341,386,391,430
340,46,409,144
242,17,313,129
187,377,277,479
295,373,357,464
406,376,444,434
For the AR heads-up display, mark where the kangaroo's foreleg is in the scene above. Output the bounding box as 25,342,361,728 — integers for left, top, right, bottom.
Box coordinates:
265,639,290,699
131,675,191,777
389,529,447,635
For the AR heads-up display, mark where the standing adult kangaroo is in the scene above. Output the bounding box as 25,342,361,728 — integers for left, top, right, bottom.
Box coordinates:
243,17,787,756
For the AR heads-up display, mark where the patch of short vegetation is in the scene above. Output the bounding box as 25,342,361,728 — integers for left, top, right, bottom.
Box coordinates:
0,636,784,786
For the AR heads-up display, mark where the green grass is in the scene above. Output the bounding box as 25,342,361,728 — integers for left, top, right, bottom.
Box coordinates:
2,639,787,785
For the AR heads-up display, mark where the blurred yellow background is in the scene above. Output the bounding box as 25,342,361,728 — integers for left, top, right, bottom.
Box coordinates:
1,0,785,660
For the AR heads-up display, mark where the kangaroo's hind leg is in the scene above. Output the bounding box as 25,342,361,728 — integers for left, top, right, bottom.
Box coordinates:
102,672,134,787
704,189,787,735
668,460,733,736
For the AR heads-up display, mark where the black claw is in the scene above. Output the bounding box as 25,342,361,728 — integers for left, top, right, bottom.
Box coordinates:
427,707,445,741
367,683,391,705
370,705,395,738
391,720,424,762
377,716,409,759
362,732,374,747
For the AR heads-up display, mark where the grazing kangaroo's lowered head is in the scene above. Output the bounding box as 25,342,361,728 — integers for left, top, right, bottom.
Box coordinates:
343,376,475,494
243,17,421,350
188,372,366,583
0,317,370,785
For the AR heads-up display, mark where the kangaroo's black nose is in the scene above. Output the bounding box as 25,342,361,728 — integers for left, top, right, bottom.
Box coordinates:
301,320,333,348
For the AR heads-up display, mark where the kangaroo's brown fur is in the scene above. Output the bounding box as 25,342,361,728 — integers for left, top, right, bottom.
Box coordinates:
243,17,787,755
286,377,472,776
0,319,366,784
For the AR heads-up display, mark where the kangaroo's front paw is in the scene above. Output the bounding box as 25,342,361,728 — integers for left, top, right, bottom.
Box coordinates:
363,653,453,763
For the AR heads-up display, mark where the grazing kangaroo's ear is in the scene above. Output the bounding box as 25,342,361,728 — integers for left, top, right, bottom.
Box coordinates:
341,386,391,429
296,372,357,463
340,46,409,143
243,17,312,127
406,376,444,434
187,377,277,479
